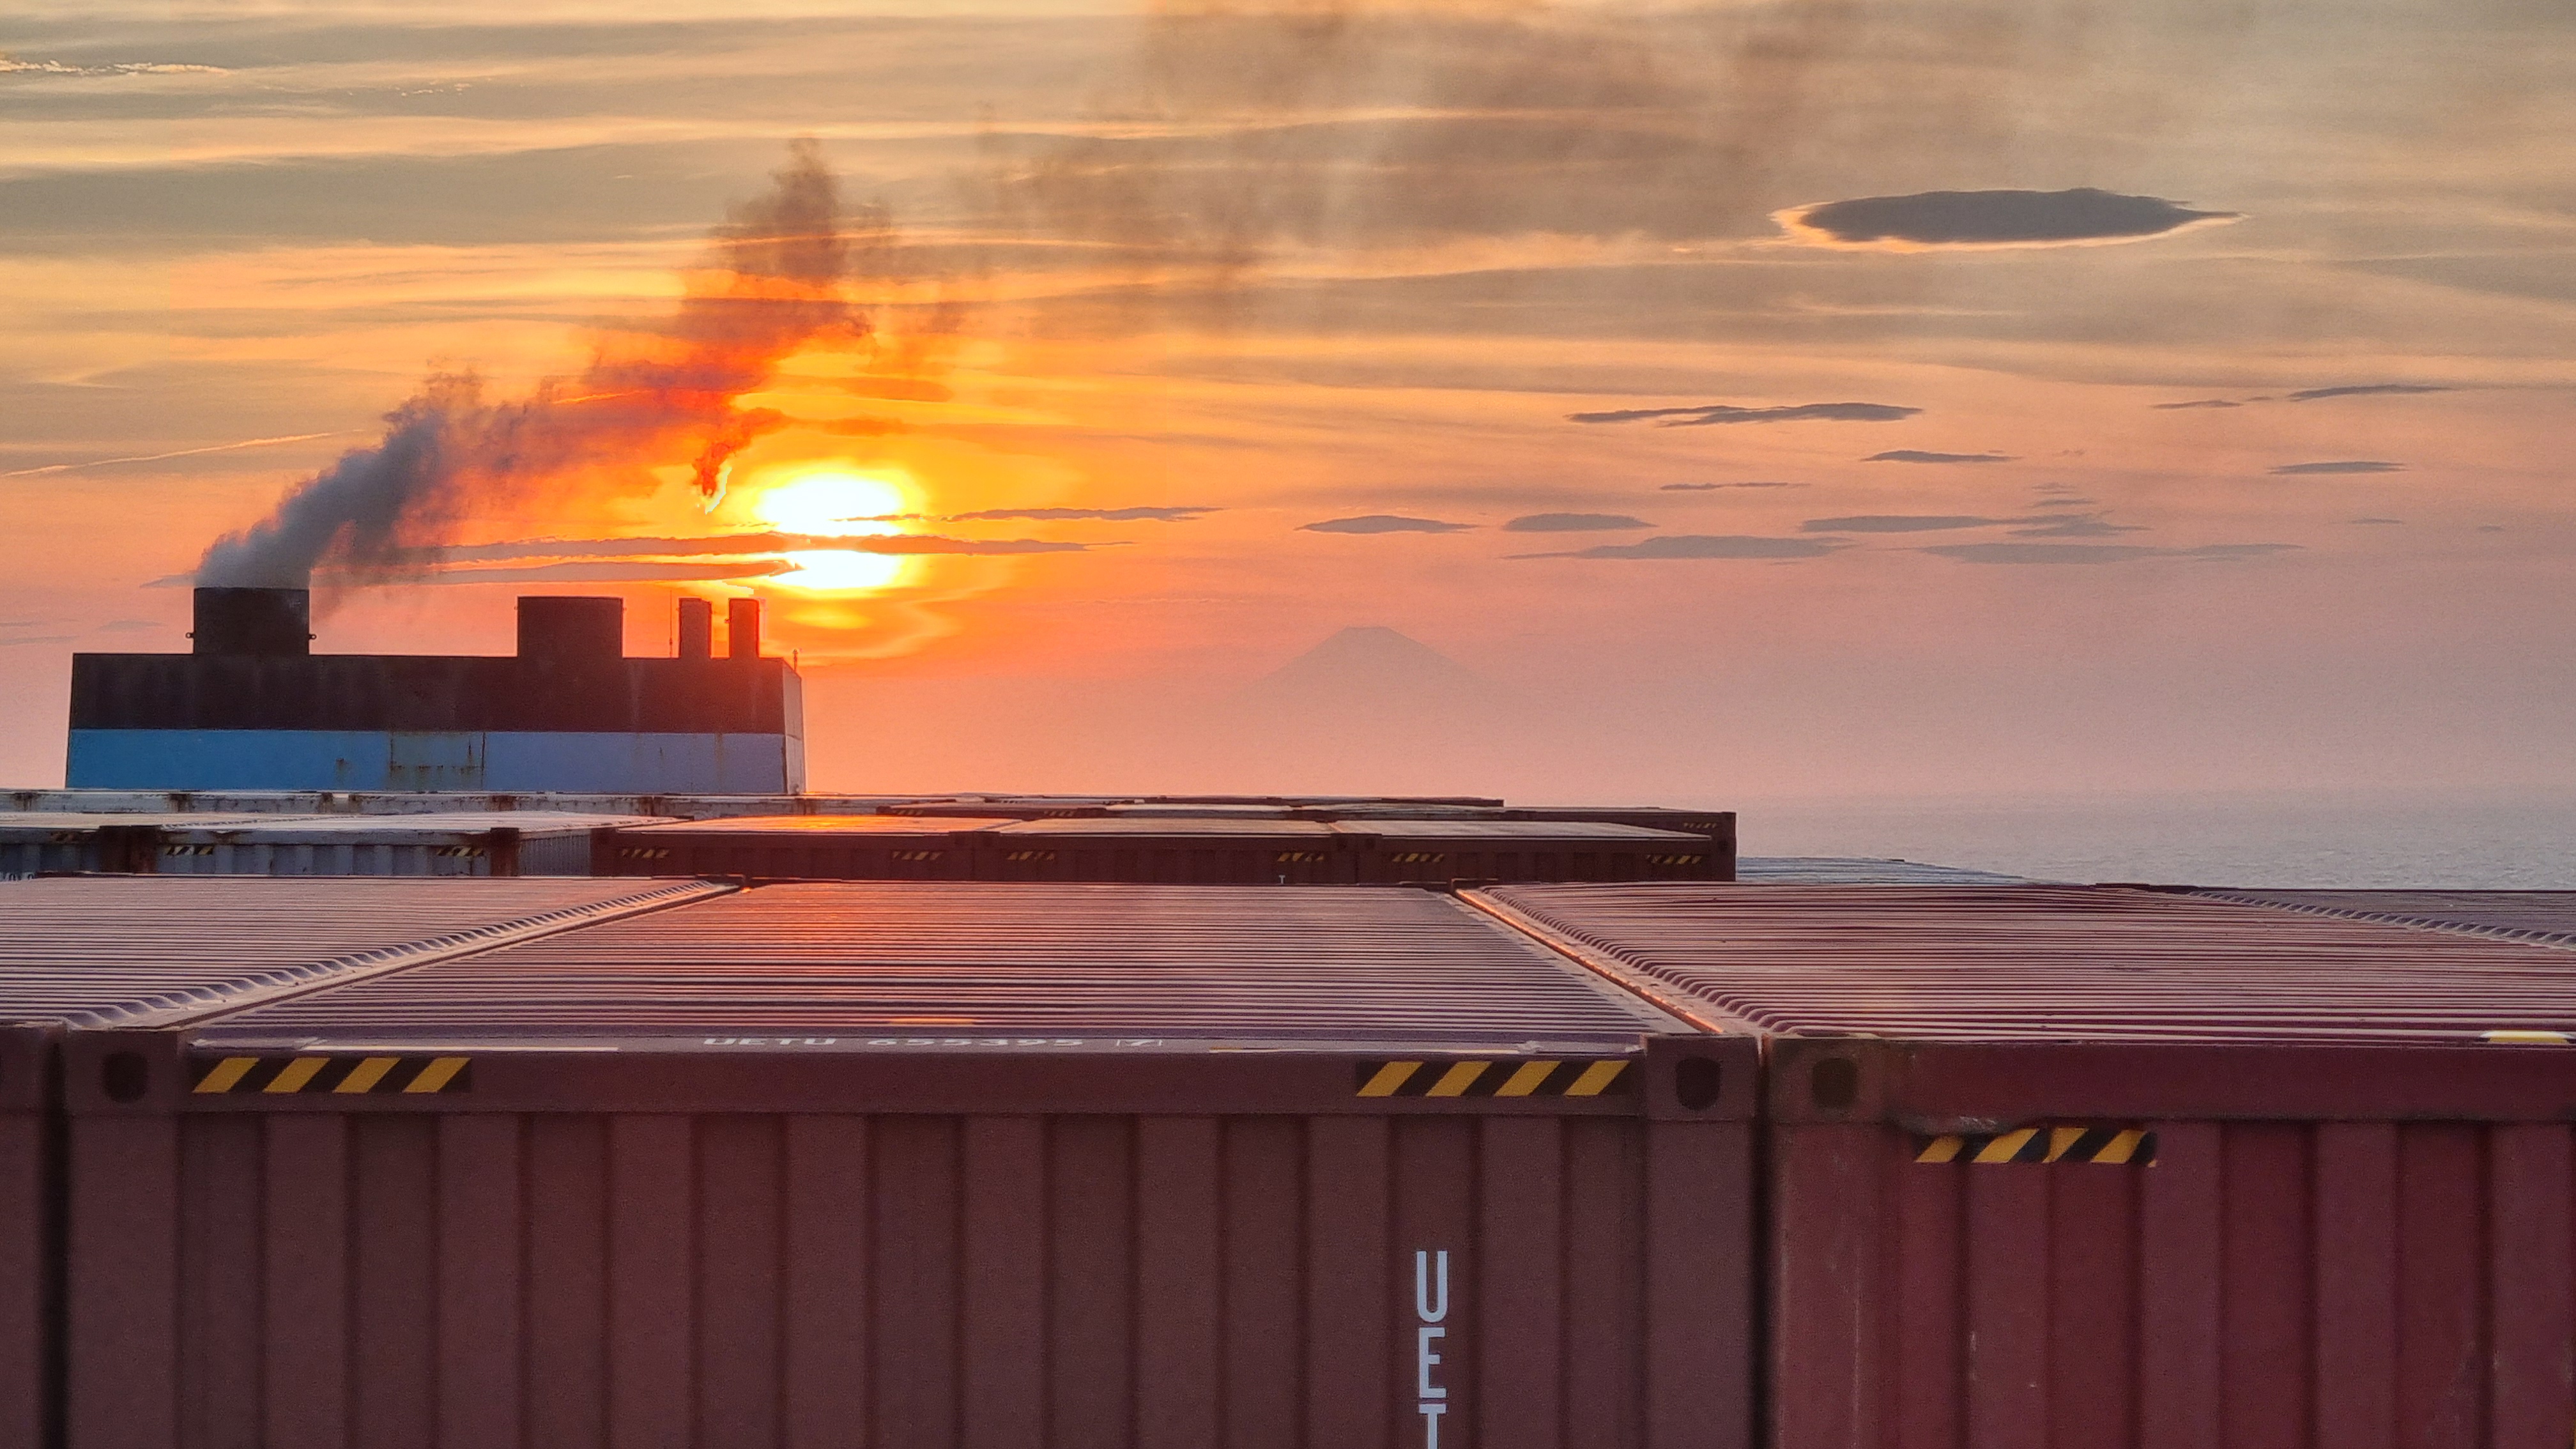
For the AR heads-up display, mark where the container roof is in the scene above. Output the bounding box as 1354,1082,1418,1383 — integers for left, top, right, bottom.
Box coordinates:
623,814,1015,836
156,811,673,838
990,816,1338,838
0,875,723,1027
0,812,268,833
196,882,1687,1048
1479,882,2576,1046
2187,889,2576,947
1329,820,1706,842
1735,856,2034,885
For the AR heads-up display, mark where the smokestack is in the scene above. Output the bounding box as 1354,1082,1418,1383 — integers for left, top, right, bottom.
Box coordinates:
727,598,762,659
191,587,311,657
676,597,713,659
516,596,625,662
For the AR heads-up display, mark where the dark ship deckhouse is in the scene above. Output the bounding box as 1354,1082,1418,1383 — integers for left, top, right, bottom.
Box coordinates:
67,589,804,793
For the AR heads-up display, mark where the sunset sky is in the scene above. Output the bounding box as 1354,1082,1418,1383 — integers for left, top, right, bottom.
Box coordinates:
3,0,2568,802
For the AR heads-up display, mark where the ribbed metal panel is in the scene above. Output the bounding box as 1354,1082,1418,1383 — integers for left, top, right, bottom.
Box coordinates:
0,875,727,1449
0,875,728,1029
64,882,1756,1449
621,815,1013,837
607,816,1008,882
1340,824,1720,886
1474,881,2576,1449
1734,857,2033,885
191,884,1682,1045
1767,1117,2575,1449
2189,888,2576,947
1482,883,2576,1046
997,818,1340,838
73,1109,1751,1449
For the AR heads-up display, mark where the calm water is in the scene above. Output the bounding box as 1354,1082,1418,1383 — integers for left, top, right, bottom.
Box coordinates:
1738,790,2576,889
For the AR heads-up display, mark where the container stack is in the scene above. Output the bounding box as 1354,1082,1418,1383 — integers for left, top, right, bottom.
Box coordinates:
13,873,2573,1446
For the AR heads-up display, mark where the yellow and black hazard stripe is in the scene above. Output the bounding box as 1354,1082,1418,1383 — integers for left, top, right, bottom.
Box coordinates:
1001,850,1057,863
890,849,946,862
618,846,673,861
1275,850,1331,864
191,1055,473,1096
1356,1058,1632,1099
1386,852,1450,865
1915,1124,2156,1165
160,844,217,857
1644,854,1708,867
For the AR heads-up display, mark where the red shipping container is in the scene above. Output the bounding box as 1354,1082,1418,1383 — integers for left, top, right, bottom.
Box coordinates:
1337,822,1722,885
63,882,1758,1449
0,875,723,1449
1478,882,2576,1449
608,813,1014,879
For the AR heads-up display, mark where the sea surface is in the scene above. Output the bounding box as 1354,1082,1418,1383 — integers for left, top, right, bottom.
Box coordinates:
1738,789,2576,889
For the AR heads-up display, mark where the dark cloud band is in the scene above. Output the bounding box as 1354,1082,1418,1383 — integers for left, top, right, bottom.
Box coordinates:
1501,513,1652,533
1865,450,2015,464
1567,402,1919,427
2269,460,2405,475
1301,515,1473,534
1779,188,2241,249
1511,534,1846,560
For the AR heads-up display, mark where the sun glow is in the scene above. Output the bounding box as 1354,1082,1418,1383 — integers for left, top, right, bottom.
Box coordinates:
751,469,916,592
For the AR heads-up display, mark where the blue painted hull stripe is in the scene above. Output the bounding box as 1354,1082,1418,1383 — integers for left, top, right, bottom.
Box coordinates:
65,730,801,793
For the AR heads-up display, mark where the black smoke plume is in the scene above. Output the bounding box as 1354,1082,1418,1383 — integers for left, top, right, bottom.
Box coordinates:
197,140,866,587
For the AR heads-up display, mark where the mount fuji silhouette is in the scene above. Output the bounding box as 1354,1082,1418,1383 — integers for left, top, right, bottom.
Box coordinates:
1248,626,1496,707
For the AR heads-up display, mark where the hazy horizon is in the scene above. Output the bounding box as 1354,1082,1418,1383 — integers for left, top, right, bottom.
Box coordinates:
4,0,2570,821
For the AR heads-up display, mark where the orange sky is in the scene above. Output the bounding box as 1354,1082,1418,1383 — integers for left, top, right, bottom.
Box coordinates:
2,0,2570,800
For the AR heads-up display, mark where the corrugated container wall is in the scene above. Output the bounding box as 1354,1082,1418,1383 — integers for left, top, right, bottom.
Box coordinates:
1337,822,1723,885
2185,887,2576,947
0,875,726,1449
2,815,263,875
146,812,671,877
608,815,1011,880
979,817,1353,884
1478,883,2576,1449
63,883,1758,1449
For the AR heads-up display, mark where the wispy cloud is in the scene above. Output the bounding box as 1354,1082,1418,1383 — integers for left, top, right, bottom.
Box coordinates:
2009,512,2146,539
1659,481,1805,491
1567,402,1919,427
1301,515,1474,535
2288,383,2451,402
1866,450,2016,465
1800,514,2001,533
1512,534,1848,561
1501,513,1652,532
0,54,228,78
944,506,1217,523
2347,517,2407,525
2269,460,2405,475
1925,542,2298,564
2154,383,2453,410
0,432,348,479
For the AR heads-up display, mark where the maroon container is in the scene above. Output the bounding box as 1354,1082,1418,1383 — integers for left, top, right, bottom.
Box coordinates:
63,882,1757,1449
1499,811,1736,882
979,816,1353,884
1478,882,2576,1449
608,814,1015,880
0,875,723,1449
887,797,1120,820
1339,822,1721,885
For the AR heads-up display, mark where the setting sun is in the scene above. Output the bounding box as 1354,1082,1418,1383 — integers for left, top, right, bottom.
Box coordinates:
751,469,916,592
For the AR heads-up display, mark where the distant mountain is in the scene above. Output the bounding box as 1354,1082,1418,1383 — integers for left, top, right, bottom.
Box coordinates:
1244,626,1501,711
